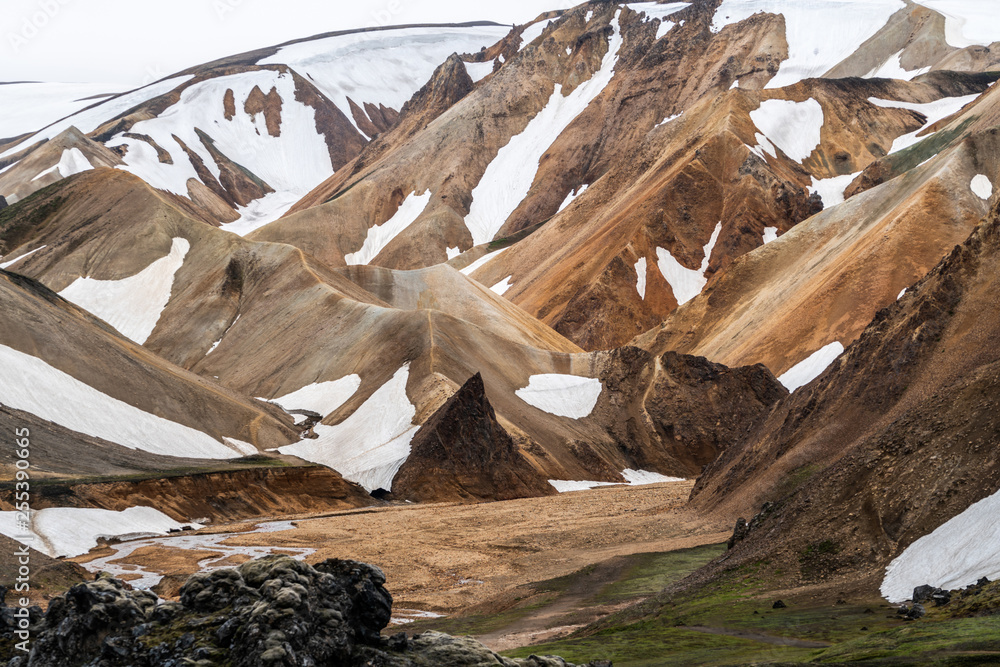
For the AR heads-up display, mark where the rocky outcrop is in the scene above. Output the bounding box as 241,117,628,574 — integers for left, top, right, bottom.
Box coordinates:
0,465,373,524
2,556,609,667
392,373,555,502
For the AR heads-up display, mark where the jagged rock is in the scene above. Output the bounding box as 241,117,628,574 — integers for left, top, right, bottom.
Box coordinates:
727,518,749,550
896,603,926,620
912,584,950,606
4,556,609,667
0,196,7,210
772,600,787,609
392,373,555,503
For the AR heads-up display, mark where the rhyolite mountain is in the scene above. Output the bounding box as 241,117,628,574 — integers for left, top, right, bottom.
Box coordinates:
0,0,999,626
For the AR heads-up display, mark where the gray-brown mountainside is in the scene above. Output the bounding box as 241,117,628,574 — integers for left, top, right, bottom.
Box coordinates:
687,197,1000,590
0,170,786,496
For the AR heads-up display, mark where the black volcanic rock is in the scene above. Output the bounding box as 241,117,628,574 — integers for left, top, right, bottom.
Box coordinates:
392,373,555,502
3,556,607,667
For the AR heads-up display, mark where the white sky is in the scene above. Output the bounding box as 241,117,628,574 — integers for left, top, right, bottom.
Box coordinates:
2,0,565,86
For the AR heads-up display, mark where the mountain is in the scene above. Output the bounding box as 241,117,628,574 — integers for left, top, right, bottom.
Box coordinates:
1,2,1000,657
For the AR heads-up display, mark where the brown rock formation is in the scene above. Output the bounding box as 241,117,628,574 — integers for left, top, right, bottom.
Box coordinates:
392,373,554,502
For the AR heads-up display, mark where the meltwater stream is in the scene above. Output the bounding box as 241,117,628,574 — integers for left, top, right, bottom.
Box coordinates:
80,520,315,590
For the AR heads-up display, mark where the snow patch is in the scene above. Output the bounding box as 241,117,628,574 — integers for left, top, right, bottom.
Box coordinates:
971,174,993,200
446,246,462,260
519,20,551,49
635,257,648,300
465,12,625,245
710,0,905,88
491,276,514,296
549,469,685,493
0,245,46,269
0,506,201,559
460,247,510,276
897,288,907,300
881,486,1000,603
778,342,845,392
59,237,189,345
656,222,722,305
810,172,860,208
912,0,1000,49
750,98,825,163
558,184,589,212
865,51,931,80
279,365,418,492
223,438,258,456
869,94,981,154
207,314,240,356
0,82,124,140
464,60,496,83
0,344,240,459
345,191,431,265
59,238,187,343
762,227,779,244
1,76,194,159
515,374,603,419
271,375,362,417
32,147,93,182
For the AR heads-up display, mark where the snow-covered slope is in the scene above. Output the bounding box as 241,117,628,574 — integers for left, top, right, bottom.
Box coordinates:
0,82,122,140
259,25,508,137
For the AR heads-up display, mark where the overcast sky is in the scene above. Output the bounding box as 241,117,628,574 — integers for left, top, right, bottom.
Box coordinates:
2,0,563,85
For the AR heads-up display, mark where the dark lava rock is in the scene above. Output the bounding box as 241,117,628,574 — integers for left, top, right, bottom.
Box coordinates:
0,196,7,211
772,600,787,609
896,603,926,620
4,556,609,667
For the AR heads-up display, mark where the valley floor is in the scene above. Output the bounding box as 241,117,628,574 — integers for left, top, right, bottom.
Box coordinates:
70,481,728,636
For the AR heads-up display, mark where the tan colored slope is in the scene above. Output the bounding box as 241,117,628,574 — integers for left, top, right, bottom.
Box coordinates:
252,2,788,272
0,127,121,204
473,75,975,351
0,267,299,475
2,169,784,488
636,120,998,377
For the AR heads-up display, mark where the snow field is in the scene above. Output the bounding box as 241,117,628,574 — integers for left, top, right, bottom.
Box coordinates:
777,341,845,392
345,191,432,265
750,98,824,164
0,82,123,140
260,26,508,137
882,486,1000,602
279,364,418,492
0,506,200,559
60,237,189,345
515,373,603,419
465,11,625,246
810,172,861,208
0,343,246,459
711,0,905,88
1,76,193,160
656,222,722,305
